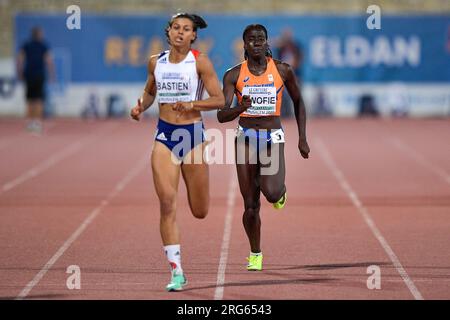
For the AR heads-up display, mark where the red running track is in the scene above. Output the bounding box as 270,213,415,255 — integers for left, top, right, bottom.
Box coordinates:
0,117,449,300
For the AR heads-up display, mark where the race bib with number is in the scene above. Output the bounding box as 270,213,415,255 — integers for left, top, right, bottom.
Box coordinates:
241,86,277,116
270,129,285,144
157,72,191,103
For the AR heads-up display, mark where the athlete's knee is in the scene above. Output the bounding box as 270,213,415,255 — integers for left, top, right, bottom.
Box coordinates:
192,205,208,219
262,186,284,204
244,199,260,215
244,199,261,211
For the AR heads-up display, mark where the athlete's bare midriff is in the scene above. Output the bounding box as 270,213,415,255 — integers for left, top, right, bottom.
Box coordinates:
159,103,202,124
238,116,282,130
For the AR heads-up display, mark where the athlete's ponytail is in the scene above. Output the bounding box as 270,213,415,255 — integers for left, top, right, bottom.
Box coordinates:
189,14,208,30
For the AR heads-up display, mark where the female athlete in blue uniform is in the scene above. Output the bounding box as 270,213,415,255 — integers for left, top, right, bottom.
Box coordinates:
130,13,225,291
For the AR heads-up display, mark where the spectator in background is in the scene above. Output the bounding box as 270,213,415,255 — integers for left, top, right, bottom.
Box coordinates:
387,82,409,117
17,26,55,134
313,86,333,117
81,91,101,120
274,28,304,118
358,94,379,117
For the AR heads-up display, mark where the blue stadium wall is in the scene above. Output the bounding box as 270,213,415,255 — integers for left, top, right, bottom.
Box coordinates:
3,13,449,116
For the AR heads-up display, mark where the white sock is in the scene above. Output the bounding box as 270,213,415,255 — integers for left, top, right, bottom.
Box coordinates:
250,251,262,256
164,244,183,274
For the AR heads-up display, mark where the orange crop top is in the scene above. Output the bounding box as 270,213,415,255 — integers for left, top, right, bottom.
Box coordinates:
235,57,284,117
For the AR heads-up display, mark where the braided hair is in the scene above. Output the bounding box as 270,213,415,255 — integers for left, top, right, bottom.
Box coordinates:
242,24,273,60
165,13,208,45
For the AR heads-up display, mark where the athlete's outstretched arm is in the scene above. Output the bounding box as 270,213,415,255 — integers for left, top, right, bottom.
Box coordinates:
217,66,251,123
173,54,224,112
279,62,310,159
130,56,157,121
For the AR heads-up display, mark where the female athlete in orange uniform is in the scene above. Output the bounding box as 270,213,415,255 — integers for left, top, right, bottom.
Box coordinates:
218,24,309,271
131,13,224,291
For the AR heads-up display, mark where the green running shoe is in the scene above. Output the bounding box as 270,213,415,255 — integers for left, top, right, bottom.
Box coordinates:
166,270,187,292
273,192,287,209
246,254,263,271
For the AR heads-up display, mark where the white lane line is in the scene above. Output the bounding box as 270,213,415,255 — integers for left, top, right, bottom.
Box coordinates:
2,141,85,193
214,166,238,300
314,137,424,300
15,154,149,300
389,137,450,186
1,123,118,194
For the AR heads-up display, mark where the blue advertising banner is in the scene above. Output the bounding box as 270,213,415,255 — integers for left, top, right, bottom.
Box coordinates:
15,14,450,83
